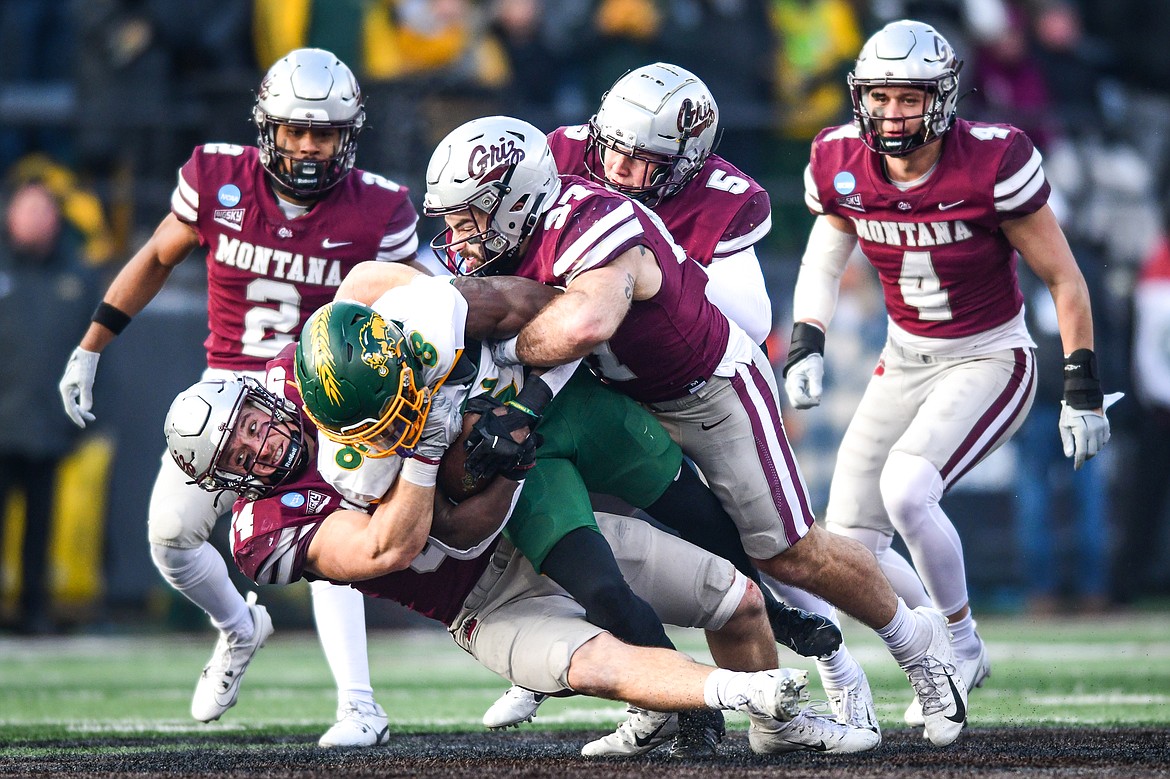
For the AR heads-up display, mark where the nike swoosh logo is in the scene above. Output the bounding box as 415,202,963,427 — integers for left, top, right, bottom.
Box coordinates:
783,739,828,752
633,718,672,748
701,414,733,431
937,200,965,211
321,238,353,248
944,672,967,724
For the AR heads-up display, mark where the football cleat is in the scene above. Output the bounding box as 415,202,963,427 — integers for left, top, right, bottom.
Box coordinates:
318,699,391,748
668,709,725,759
482,686,548,730
768,601,843,658
581,707,678,757
905,632,989,728
748,709,882,755
736,668,809,722
899,607,968,746
825,666,881,736
190,592,274,722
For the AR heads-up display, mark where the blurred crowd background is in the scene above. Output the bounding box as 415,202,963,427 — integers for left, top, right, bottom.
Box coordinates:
2,0,1169,635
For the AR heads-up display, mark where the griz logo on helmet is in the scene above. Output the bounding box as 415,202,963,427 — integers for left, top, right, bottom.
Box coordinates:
678,98,716,139
468,141,525,183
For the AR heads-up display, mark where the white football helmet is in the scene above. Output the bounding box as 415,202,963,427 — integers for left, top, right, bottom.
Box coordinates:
424,116,561,276
164,377,306,500
253,48,365,198
588,62,719,206
848,20,964,156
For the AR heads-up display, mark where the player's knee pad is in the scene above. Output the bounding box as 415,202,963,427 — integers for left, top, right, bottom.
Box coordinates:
149,542,201,578
879,451,944,536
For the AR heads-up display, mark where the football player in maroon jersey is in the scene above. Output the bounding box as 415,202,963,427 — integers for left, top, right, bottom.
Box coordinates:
484,61,844,737
57,49,424,746
161,343,836,757
424,115,971,747
783,19,1118,731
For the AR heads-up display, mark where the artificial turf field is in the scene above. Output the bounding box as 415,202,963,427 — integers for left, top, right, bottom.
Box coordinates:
2,610,1168,777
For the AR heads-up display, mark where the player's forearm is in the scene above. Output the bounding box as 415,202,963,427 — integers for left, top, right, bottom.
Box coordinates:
431,476,520,551
515,291,619,366
454,276,562,339
79,253,175,351
1050,277,1095,354
364,478,436,572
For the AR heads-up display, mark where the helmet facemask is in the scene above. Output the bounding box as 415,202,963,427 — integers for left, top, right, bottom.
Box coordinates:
849,21,963,157
255,117,361,199
427,186,522,277
296,302,433,459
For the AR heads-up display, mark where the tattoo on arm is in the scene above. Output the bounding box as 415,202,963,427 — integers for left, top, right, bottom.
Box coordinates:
623,272,634,302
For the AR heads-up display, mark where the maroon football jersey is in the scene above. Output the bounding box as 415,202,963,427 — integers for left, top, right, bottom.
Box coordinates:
806,118,1049,338
171,144,419,371
513,175,730,403
547,125,772,265
229,344,494,625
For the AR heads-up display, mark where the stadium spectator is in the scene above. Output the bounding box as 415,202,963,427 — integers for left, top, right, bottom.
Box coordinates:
427,114,971,748
1012,265,1111,615
783,18,1118,731
58,49,421,747
0,177,101,634
1112,212,1170,605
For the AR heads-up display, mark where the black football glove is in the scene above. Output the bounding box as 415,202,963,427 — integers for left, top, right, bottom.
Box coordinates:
464,396,542,482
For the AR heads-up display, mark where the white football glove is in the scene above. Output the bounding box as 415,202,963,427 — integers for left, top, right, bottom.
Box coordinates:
412,387,461,462
59,347,101,428
1058,392,1124,470
784,353,824,410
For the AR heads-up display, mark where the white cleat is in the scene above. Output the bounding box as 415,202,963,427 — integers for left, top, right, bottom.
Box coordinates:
738,668,809,722
899,607,968,746
748,709,882,755
826,667,881,738
482,686,548,730
906,632,990,728
318,699,390,747
191,592,274,722
581,707,678,757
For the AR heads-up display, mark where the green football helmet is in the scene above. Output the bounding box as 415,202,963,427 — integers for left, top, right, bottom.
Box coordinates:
295,301,430,458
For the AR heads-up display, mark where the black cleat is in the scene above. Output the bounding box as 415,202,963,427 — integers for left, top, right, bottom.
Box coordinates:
768,601,843,658
669,709,725,759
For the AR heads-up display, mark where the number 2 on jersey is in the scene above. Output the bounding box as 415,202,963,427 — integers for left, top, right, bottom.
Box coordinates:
241,278,302,357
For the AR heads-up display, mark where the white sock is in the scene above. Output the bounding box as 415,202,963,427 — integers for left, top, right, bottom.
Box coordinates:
151,542,251,639
310,579,375,707
817,645,862,691
876,599,929,665
703,668,748,711
948,612,980,658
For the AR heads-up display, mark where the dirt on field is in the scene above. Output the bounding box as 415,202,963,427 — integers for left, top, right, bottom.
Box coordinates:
4,727,1169,778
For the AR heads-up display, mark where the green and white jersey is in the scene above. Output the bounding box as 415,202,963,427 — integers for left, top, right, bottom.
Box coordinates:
316,274,523,510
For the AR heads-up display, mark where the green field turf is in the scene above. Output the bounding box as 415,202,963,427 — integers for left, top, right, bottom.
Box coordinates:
1,610,1167,747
